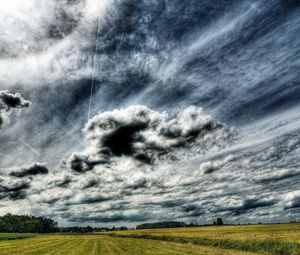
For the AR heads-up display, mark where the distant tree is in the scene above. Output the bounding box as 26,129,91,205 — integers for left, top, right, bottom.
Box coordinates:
136,221,186,230
216,218,224,226
213,220,217,225
0,214,57,233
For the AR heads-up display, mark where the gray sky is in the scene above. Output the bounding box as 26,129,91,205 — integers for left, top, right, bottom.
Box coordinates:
0,0,300,227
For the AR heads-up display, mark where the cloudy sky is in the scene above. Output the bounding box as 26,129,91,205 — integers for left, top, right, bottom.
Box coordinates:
0,0,300,227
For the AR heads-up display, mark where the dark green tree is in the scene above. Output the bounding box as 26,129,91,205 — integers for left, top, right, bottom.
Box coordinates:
0,214,57,233
216,218,224,226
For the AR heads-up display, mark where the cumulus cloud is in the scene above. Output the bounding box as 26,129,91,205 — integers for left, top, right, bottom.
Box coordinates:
0,162,48,200
0,179,30,200
67,105,234,172
1,106,298,225
65,152,107,173
81,177,99,189
67,193,114,205
223,198,277,216
283,191,300,209
1,1,300,226
48,174,73,188
199,154,236,174
9,162,49,178
0,90,31,128
0,90,31,108
67,213,149,223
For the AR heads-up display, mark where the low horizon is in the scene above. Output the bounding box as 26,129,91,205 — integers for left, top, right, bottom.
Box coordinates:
1,213,299,230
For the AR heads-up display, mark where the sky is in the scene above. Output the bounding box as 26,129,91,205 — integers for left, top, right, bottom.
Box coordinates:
0,0,300,227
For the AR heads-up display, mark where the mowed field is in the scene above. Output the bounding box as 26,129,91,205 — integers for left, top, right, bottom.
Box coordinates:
0,223,299,255
0,234,257,255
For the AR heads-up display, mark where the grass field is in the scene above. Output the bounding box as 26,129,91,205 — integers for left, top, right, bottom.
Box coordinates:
117,223,300,243
0,233,35,241
110,223,300,255
0,234,258,255
0,223,299,255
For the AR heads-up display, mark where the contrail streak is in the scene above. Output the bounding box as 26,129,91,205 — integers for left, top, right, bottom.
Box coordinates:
17,137,39,156
88,11,102,121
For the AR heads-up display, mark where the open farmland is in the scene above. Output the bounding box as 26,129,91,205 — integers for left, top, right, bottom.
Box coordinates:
0,233,257,255
0,233,35,241
114,223,300,243
0,223,299,255
111,223,300,255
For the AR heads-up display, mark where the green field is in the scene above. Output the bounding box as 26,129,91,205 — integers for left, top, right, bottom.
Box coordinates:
0,234,257,255
0,233,35,241
0,223,299,255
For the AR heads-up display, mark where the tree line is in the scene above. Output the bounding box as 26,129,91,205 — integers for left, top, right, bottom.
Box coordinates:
0,214,224,233
136,221,204,229
136,219,224,229
0,214,128,233
57,226,128,233
0,214,57,233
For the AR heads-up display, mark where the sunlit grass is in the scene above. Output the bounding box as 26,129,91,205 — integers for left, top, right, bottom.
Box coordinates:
0,234,257,255
0,223,299,254
0,233,35,241
109,223,300,255
111,223,300,242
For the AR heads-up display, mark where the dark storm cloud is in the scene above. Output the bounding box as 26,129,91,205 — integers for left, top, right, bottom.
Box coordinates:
55,178,72,188
40,197,61,205
180,204,205,217
140,199,191,212
0,180,30,200
65,194,115,205
48,173,73,188
0,90,31,109
68,105,233,172
44,111,300,225
66,153,94,173
9,163,48,178
67,213,149,223
66,152,108,173
284,191,300,210
160,199,186,209
0,90,31,128
77,195,112,205
285,198,300,209
231,199,276,216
